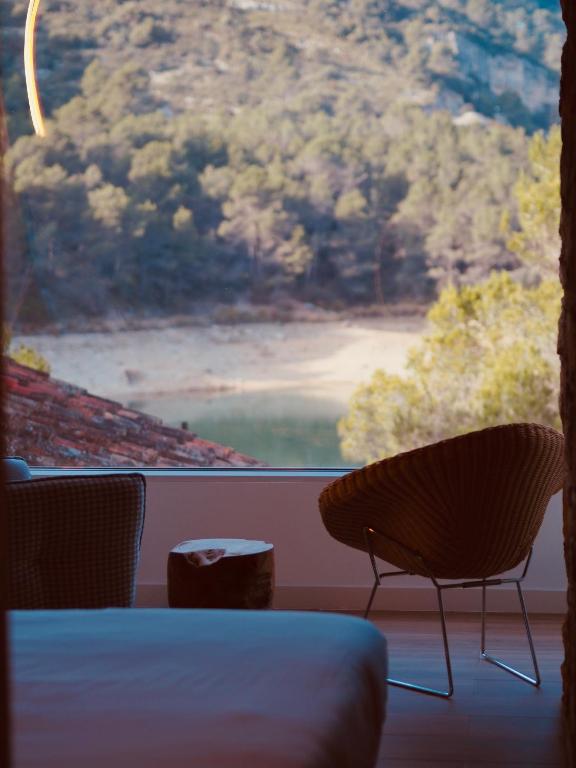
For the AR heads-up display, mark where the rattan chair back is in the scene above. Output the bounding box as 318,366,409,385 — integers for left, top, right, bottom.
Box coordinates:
320,423,565,580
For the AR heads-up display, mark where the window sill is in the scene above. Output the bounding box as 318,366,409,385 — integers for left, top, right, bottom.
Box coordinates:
30,467,351,480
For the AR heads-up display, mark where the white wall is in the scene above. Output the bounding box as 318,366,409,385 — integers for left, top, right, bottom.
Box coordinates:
134,474,566,613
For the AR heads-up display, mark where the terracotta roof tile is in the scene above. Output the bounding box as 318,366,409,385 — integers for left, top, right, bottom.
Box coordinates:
4,358,264,468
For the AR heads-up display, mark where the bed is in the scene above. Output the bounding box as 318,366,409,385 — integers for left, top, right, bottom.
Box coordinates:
11,608,388,768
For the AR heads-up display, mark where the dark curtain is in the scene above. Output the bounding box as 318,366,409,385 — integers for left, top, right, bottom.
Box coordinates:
560,1,576,763
1,84,12,766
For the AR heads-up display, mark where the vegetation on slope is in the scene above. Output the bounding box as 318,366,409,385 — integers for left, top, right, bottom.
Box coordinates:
0,0,564,325
339,127,561,461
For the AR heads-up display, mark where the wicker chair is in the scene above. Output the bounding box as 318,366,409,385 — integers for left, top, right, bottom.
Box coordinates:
6,465,146,609
319,423,565,697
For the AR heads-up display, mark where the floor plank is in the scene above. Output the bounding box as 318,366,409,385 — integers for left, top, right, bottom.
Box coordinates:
360,612,564,767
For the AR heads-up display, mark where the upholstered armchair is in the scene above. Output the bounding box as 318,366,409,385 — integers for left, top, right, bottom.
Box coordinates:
5,459,146,609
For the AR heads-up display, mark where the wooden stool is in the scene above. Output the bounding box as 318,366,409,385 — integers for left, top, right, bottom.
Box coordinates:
167,538,275,609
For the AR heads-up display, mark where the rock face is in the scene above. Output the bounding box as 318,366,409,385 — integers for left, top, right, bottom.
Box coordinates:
559,1,576,762
450,31,558,114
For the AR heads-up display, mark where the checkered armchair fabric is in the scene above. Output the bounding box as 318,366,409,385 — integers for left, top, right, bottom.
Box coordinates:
7,474,146,609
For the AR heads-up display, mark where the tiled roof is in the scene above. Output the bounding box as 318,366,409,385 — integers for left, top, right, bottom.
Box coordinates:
4,358,263,468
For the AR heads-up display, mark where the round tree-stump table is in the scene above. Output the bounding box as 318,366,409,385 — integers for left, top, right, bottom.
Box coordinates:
167,538,275,609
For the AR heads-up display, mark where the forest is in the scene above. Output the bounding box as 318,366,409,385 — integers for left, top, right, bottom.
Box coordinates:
339,124,561,461
0,0,564,327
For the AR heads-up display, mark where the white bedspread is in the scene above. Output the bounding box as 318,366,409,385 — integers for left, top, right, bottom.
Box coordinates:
11,609,387,768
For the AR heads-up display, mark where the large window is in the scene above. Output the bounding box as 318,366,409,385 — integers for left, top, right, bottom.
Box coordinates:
1,0,563,468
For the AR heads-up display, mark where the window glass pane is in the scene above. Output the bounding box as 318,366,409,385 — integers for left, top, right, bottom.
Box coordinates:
1,0,563,468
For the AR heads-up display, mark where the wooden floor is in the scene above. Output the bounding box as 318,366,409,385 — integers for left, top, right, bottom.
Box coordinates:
364,612,564,767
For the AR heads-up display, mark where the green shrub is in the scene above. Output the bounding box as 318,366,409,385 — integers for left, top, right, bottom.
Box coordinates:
339,273,561,462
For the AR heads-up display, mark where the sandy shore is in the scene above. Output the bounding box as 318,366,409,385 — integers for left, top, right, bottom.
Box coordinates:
14,317,425,406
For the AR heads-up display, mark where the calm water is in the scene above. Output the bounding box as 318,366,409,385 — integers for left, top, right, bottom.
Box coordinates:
128,389,355,467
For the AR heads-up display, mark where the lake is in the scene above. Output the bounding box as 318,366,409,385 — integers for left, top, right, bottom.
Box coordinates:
128,388,357,468
16,317,422,468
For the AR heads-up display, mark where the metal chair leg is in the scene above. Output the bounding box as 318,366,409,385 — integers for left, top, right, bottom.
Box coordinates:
480,581,541,686
362,530,541,695
364,573,454,698
386,584,454,698
362,527,454,698
364,578,379,620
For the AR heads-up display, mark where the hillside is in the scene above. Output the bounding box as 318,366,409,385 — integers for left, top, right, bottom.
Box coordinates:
0,0,564,327
2,0,562,131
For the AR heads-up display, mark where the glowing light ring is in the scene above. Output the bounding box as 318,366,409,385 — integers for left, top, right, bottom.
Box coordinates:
24,0,46,137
